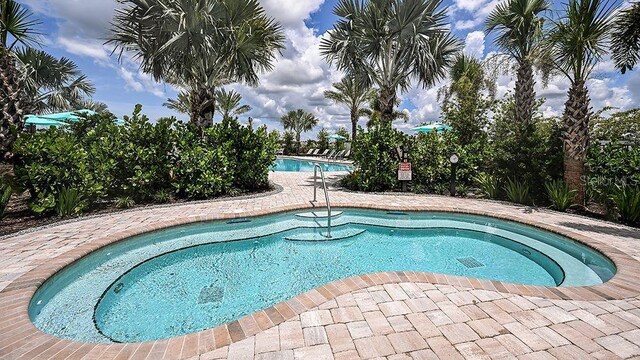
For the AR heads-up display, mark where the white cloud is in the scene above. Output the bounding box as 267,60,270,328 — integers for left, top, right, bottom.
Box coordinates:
118,67,165,98
463,31,485,58
57,36,109,61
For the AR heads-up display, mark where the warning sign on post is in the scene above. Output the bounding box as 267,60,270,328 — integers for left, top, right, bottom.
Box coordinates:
398,162,412,181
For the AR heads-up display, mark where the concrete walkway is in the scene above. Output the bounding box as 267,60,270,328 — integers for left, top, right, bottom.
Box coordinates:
1,171,640,359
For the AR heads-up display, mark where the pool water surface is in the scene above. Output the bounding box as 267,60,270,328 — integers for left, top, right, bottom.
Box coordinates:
29,209,615,343
272,158,352,172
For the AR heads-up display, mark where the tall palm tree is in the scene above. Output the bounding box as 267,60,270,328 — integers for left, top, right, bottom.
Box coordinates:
1,0,40,161
548,0,615,205
109,0,284,129
280,109,318,153
324,76,375,140
320,0,460,125
15,48,99,113
485,0,550,126
215,88,251,120
611,1,640,74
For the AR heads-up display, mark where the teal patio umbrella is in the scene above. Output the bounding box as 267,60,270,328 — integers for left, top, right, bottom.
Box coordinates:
24,115,66,127
413,123,452,133
327,134,347,140
24,109,123,127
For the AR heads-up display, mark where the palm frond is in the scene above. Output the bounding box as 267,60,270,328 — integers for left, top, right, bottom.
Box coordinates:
0,0,43,50
610,1,640,74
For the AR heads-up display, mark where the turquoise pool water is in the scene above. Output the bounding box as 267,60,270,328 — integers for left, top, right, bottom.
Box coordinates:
29,209,615,343
272,158,352,172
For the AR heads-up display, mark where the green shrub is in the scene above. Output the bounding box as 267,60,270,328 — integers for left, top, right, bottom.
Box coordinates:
14,105,276,215
489,98,563,201
153,189,174,203
55,187,86,217
544,180,576,211
282,131,297,155
14,128,101,213
209,118,277,191
172,124,232,199
0,182,11,219
475,173,499,199
410,131,486,193
115,196,136,209
504,178,530,205
612,184,640,224
349,124,406,191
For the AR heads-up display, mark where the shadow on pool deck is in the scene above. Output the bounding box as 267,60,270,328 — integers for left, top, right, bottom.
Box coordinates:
559,221,640,240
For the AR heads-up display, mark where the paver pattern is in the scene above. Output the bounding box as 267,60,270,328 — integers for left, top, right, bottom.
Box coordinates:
1,169,640,359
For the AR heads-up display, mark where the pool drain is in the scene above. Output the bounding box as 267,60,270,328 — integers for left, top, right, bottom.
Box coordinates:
457,257,484,268
198,284,224,304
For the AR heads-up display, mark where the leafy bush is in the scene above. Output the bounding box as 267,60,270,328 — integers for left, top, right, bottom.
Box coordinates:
281,131,297,155
115,196,136,209
348,124,406,191
317,128,329,151
410,131,485,193
545,180,575,211
209,118,277,190
475,173,499,199
172,124,232,199
489,98,563,201
153,189,174,203
612,184,640,224
55,187,86,217
504,178,530,205
14,128,101,213
14,105,276,214
0,182,11,219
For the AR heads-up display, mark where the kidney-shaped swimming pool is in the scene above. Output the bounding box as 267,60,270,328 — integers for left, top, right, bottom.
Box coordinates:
29,209,615,343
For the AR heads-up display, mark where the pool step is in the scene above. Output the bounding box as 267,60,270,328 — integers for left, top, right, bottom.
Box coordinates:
285,228,365,241
295,211,343,219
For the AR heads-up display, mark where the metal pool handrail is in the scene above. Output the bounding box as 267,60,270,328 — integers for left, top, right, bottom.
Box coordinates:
312,163,332,238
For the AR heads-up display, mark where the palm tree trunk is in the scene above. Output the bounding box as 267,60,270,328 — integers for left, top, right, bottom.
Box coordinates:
189,86,215,129
0,48,33,162
379,86,397,125
350,111,357,141
515,60,535,125
296,132,301,154
563,79,590,206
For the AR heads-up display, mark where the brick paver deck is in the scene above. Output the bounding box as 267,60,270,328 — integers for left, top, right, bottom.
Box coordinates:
2,170,640,359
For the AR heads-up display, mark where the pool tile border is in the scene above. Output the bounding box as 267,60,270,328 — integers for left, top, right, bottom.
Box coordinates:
1,202,640,359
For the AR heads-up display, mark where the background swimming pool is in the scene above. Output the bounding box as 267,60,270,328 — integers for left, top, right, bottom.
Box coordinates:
29,209,615,343
272,158,352,172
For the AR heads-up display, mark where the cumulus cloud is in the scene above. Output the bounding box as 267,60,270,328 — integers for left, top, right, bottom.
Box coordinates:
463,31,485,58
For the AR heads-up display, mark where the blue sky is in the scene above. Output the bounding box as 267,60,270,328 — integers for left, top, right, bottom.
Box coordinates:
24,0,639,138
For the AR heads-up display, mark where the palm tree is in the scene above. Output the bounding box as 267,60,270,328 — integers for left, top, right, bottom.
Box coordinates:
1,0,40,161
324,76,375,141
485,0,550,126
163,91,191,115
320,0,460,125
611,1,640,74
364,95,408,127
548,0,615,205
439,54,493,145
438,54,490,104
109,0,284,129
280,109,318,153
15,48,100,113
215,88,251,120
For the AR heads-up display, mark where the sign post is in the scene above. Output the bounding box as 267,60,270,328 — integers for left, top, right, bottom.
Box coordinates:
398,162,411,191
